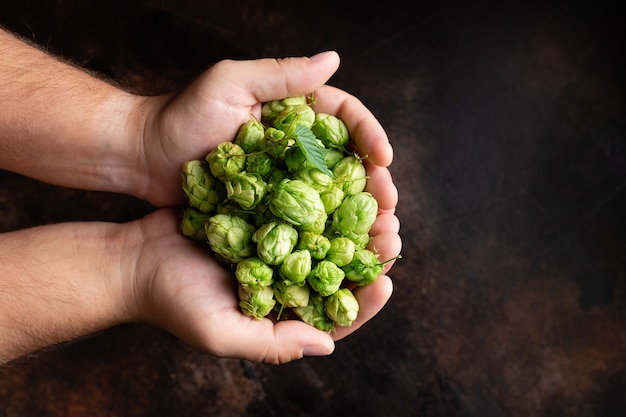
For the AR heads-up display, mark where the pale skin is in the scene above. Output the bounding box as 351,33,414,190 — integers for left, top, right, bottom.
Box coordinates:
0,28,402,365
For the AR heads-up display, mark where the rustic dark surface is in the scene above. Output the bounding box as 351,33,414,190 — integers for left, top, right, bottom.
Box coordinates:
1,1,625,416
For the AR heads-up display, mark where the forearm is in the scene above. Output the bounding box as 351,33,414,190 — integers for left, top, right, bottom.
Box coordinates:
0,28,148,196
0,221,140,364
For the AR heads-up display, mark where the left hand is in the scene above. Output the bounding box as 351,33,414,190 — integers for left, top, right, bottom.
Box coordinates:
134,51,396,211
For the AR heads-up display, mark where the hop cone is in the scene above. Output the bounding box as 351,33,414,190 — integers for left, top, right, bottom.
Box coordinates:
206,142,246,182
293,292,334,332
273,104,316,137
325,237,356,267
269,179,327,234
333,155,367,196
273,281,310,308
262,95,308,124
307,260,345,297
236,257,274,292
343,248,385,286
252,221,298,266
225,172,267,210
238,286,276,320
205,214,256,264
180,207,210,241
325,288,359,327
181,160,223,213
234,118,265,153
278,249,312,285
332,191,378,242
311,113,350,150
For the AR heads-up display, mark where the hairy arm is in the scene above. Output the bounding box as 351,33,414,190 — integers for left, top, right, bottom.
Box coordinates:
0,28,146,197
0,220,139,364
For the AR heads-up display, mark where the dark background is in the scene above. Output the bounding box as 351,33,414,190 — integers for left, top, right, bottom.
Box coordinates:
1,1,625,416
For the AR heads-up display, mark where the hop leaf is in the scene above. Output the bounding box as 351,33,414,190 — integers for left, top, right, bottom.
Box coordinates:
293,125,334,178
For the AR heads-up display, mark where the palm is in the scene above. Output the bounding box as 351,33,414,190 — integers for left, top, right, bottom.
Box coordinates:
136,209,327,363
143,78,262,207
134,208,397,364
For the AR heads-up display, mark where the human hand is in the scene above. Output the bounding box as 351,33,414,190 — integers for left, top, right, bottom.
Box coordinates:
129,208,399,364
135,51,397,211
128,52,401,362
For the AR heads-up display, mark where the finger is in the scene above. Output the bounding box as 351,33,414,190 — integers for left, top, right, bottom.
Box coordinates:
369,213,401,236
332,274,393,341
364,163,398,213
207,51,341,106
368,230,403,274
311,85,393,168
211,316,335,364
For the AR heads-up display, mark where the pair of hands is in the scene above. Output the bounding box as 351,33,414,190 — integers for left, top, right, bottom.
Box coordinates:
110,52,400,364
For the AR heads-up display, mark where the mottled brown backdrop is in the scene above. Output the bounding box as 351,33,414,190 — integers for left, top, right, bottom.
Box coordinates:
1,1,625,416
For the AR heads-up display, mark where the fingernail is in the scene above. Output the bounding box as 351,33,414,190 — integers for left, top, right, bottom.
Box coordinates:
303,344,333,357
309,51,333,61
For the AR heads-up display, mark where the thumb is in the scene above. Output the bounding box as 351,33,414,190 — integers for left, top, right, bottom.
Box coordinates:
219,318,336,364
205,51,341,104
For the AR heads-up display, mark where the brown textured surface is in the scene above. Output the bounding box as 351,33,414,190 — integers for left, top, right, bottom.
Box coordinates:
1,1,625,416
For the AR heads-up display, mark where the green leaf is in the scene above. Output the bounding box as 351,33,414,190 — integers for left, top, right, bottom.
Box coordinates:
293,125,335,178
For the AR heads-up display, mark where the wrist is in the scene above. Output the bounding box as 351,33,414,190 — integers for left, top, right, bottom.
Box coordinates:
0,28,162,200
96,91,155,200
0,221,142,363
101,219,145,325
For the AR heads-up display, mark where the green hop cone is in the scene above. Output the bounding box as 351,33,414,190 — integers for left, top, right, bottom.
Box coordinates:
238,285,276,320
235,257,274,292
273,104,316,137
320,185,346,215
269,179,327,234
205,214,256,264
234,118,265,153
261,95,308,124
293,167,334,194
266,167,288,190
252,221,298,266
274,280,310,308
342,248,382,286
206,142,246,182
246,152,274,178
293,292,335,332
324,149,345,170
332,191,378,242
263,127,294,160
343,249,401,286
307,260,345,297
278,249,312,285
333,154,367,196
325,236,356,267
325,288,359,327
311,113,350,150
180,207,211,241
349,232,372,250
297,231,331,260
225,172,267,210
181,160,223,213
